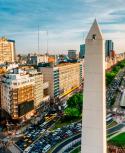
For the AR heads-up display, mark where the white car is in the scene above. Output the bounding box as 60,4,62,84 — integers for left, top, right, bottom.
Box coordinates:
42,144,51,153
24,145,33,153
40,129,46,134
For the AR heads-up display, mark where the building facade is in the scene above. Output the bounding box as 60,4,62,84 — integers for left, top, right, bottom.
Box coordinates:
68,50,77,59
39,62,83,99
0,37,16,64
27,54,48,65
105,52,125,70
1,68,49,120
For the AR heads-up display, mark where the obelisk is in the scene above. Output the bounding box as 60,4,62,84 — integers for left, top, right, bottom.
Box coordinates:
81,19,107,153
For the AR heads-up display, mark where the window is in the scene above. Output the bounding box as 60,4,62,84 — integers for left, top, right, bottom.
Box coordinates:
92,34,96,40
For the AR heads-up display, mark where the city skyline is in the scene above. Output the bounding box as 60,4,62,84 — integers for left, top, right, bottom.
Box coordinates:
0,0,125,54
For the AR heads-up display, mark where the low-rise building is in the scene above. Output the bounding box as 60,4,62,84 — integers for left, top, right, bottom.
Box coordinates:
27,54,48,65
105,52,125,70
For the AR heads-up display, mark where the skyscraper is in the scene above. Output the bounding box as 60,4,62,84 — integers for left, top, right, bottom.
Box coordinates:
79,44,85,58
82,19,106,153
105,40,114,57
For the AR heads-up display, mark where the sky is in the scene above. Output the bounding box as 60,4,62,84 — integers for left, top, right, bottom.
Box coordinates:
0,0,125,54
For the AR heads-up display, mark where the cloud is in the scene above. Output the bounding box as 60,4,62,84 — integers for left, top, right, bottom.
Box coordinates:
0,0,125,53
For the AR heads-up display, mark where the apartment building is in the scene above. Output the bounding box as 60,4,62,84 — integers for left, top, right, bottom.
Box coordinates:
0,37,16,64
1,68,49,120
39,62,83,99
28,69,49,108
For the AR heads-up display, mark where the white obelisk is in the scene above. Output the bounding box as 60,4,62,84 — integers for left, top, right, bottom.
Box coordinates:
81,19,107,153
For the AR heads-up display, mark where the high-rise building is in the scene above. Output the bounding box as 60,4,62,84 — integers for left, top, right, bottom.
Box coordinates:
0,37,16,64
39,62,83,99
82,20,106,153
68,50,77,59
1,68,49,120
105,40,114,57
79,44,85,58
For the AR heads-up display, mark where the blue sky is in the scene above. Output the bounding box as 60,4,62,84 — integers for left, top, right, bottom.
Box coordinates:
0,0,125,54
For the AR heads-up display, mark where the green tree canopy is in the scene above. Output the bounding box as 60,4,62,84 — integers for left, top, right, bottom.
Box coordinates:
106,60,125,86
64,107,80,117
67,93,83,112
106,72,116,85
65,93,83,117
112,66,121,73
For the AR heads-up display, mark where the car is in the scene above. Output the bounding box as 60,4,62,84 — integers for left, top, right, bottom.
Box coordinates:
62,133,68,138
77,123,82,126
66,130,73,136
24,131,29,135
35,131,39,135
55,136,61,141
23,145,33,153
41,129,46,133
27,134,31,137
42,144,51,153
56,128,61,131
41,141,45,145
42,122,47,126
52,132,58,137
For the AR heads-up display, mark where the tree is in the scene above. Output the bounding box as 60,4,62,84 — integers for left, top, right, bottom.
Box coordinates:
67,95,78,108
74,93,83,113
67,93,83,112
112,66,120,73
106,72,116,85
64,108,80,117
65,93,83,118
117,60,125,68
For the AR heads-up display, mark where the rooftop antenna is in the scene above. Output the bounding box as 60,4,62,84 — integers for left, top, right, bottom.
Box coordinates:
82,31,85,43
38,24,40,54
46,30,48,55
